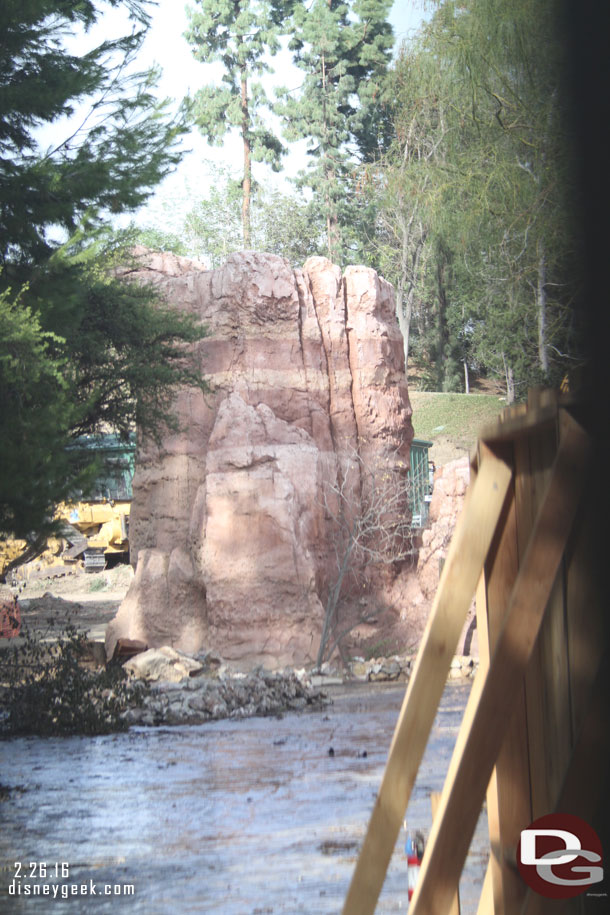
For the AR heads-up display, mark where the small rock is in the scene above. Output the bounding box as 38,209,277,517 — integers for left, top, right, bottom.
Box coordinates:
350,661,369,680
123,645,204,682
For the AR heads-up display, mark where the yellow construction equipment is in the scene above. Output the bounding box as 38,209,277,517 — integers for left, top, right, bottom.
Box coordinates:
57,497,131,572
1,434,135,580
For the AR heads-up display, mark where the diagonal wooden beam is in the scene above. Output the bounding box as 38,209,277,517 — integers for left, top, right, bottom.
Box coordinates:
409,411,591,915
342,447,513,915
476,858,496,915
431,791,461,914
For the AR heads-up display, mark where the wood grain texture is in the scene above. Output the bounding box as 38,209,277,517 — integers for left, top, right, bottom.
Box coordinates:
409,412,591,915
342,449,513,915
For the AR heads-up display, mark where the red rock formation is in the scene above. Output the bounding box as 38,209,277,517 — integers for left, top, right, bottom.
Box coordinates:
417,456,471,601
406,455,476,655
106,251,413,667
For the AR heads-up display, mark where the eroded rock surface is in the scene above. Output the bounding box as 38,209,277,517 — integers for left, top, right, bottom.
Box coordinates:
106,251,413,667
417,455,471,601
409,455,476,654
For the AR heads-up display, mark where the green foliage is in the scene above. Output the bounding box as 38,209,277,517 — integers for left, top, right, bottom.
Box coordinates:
0,1,185,266
0,621,147,736
0,286,92,541
182,169,245,265
177,166,324,267
40,233,208,444
130,225,189,256
135,165,324,267
0,2,208,547
275,0,394,264
376,0,582,398
185,0,286,244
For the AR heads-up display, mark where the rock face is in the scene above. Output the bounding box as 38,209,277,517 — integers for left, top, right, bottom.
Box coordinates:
417,455,471,601
106,251,413,667
410,455,476,655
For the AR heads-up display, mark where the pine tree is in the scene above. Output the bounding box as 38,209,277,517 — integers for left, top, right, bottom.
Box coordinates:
185,0,286,247
0,1,207,548
276,0,394,264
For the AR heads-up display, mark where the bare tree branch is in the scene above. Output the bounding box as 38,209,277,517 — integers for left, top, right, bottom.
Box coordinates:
317,448,414,667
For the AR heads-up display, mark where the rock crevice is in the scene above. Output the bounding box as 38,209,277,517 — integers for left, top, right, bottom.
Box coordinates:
106,251,413,667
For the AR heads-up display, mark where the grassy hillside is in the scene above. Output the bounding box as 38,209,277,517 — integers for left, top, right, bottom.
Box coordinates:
409,391,506,465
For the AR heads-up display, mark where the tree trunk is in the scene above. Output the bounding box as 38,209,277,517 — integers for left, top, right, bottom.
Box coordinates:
240,68,251,248
464,361,470,394
394,186,427,374
395,227,410,371
317,538,354,667
436,257,450,389
537,242,549,374
502,351,515,404
320,45,339,264
396,288,410,374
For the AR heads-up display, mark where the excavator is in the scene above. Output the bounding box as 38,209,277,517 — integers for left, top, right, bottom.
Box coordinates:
0,434,135,581
55,432,135,572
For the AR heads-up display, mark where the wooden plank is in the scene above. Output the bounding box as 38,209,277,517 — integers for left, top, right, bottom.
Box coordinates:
520,654,610,915
526,564,571,817
409,412,591,915
523,392,567,820
476,859,495,915
341,448,513,915
478,402,557,445
564,497,605,742
482,445,532,915
431,792,461,915
553,652,610,834
560,497,603,915
475,570,504,915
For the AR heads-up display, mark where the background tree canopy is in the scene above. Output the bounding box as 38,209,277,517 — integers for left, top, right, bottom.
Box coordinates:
0,0,208,547
1,0,587,550
364,0,584,399
175,0,582,401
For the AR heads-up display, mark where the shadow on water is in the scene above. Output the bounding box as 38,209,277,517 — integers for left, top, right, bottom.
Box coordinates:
0,681,487,913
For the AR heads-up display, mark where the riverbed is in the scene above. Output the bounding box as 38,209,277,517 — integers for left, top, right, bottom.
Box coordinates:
0,681,487,913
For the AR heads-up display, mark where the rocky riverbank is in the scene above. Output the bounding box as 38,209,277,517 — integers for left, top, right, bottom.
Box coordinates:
1,567,477,735
117,644,477,728
124,665,330,727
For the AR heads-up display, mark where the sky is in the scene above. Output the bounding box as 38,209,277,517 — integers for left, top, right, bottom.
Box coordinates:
131,0,432,230
43,1,432,232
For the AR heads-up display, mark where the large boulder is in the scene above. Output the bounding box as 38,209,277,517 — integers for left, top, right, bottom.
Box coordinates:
106,251,413,667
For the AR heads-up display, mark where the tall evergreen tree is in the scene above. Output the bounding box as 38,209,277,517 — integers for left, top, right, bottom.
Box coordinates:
0,1,207,549
185,0,285,247
276,0,394,264
377,0,580,397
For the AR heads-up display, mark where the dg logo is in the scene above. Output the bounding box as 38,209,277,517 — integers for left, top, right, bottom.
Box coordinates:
517,813,604,899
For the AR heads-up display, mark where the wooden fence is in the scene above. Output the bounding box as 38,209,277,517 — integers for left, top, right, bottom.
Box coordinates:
342,390,608,914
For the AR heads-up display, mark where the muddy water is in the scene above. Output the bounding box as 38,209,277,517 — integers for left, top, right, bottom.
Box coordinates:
0,681,487,913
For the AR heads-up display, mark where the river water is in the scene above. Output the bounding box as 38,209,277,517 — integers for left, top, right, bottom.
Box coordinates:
0,681,488,913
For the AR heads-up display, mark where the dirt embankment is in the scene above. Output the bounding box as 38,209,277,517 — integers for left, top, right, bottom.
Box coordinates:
0,564,134,646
